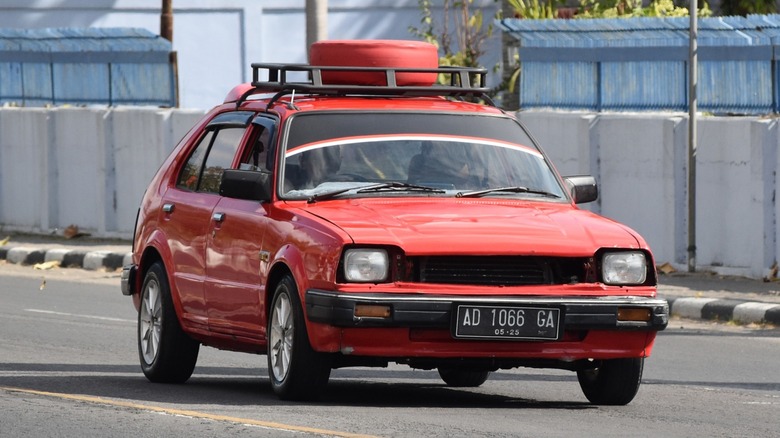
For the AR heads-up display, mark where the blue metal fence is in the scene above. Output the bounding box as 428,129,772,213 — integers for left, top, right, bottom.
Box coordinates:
499,15,780,114
0,28,175,107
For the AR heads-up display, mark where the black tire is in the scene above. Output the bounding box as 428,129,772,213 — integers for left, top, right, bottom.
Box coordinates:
577,358,644,405
267,275,331,400
438,368,491,387
138,261,199,383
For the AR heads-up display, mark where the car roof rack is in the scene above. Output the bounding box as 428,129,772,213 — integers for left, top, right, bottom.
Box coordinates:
235,63,494,109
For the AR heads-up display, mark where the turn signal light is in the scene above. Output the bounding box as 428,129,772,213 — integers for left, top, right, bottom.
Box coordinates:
354,304,391,318
617,307,652,322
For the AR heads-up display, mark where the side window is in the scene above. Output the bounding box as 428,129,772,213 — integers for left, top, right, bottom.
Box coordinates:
177,130,214,190
239,126,271,172
198,127,246,193
175,127,246,193
239,116,277,173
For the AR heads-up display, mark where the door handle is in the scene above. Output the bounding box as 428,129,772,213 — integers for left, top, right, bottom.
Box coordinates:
162,203,175,213
212,212,226,222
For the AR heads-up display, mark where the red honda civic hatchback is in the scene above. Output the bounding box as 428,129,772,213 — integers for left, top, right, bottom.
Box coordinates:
121,40,668,404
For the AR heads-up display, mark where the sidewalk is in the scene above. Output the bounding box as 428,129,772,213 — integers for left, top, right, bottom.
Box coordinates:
1,233,779,326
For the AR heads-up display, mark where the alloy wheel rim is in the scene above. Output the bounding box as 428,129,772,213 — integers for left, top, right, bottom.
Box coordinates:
139,279,162,364
270,293,294,381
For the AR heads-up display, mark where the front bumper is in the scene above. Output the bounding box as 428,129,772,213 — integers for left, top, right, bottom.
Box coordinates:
120,264,137,296
305,289,669,331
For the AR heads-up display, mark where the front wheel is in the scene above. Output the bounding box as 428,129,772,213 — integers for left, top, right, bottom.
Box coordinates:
138,261,199,383
577,358,644,405
438,368,491,387
267,275,331,400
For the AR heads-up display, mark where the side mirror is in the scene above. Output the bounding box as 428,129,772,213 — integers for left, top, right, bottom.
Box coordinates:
219,169,272,202
564,175,598,204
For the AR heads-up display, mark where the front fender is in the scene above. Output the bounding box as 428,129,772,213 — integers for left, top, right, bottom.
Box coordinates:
269,244,342,352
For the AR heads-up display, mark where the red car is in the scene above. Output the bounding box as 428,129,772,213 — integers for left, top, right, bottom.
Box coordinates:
121,40,668,405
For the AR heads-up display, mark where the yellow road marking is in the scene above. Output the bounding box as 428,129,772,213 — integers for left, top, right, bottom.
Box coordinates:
1,386,377,438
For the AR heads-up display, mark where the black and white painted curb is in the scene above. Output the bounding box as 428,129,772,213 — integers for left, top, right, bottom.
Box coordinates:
0,246,132,271
666,296,780,326
3,245,780,326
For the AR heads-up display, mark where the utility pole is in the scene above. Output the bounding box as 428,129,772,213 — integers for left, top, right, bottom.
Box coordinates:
500,1,519,110
306,0,328,59
161,0,173,42
161,0,179,107
688,0,698,272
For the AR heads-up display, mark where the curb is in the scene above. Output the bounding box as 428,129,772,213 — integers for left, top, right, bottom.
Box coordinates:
0,246,132,271
3,244,780,327
666,296,780,326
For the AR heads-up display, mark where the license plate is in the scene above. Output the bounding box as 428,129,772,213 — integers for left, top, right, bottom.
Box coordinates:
453,305,560,341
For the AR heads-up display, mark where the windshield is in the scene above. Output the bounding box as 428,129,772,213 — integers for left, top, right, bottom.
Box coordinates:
280,113,567,201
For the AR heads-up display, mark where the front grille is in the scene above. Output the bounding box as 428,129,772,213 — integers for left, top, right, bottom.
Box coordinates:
413,256,588,286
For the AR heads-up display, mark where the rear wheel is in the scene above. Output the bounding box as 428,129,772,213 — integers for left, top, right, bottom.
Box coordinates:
138,261,199,383
577,358,644,405
438,368,491,387
267,275,331,400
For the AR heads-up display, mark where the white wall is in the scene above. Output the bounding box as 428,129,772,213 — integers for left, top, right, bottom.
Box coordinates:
0,107,205,237
0,0,501,110
517,110,774,278
1,107,776,278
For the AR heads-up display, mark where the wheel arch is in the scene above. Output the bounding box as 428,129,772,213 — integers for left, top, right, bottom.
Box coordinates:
265,253,341,352
139,246,163,277
265,261,294,322
130,245,164,310
135,233,185,325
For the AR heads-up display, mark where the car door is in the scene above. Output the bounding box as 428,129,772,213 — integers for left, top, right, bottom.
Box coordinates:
204,115,278,340
160,111,254,331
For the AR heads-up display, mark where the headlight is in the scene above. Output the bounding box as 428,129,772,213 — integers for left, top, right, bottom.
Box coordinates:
602,251,647,285
343,249,389,282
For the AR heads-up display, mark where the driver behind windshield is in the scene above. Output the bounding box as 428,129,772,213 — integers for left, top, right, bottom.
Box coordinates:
285,146,342,191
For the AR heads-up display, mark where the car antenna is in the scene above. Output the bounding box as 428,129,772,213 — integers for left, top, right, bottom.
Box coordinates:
286,89,299,110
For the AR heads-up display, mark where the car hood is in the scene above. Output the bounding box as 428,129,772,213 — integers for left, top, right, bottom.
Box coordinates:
295,198,643,256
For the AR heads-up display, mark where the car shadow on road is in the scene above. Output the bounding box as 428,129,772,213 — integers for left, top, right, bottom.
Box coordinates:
4,362,776,408
322,379,592,409
0,362,595,410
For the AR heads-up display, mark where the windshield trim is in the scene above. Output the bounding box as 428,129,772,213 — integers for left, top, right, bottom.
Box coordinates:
276,110,570,203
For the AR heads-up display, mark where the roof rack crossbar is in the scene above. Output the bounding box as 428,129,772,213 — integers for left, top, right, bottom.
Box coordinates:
249,63,490,96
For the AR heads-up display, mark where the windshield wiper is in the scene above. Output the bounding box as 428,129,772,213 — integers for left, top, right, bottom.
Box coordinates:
307,187,354,203
307,182,445,203
356,182,446,194
455,186,561,199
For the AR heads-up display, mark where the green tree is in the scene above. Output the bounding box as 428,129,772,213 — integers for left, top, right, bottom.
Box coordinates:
719,0,777,16
506,0,712,18
506,0,562,19
409,0,498,69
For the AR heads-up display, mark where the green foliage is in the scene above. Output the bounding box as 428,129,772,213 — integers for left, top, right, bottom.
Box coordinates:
409,0,498,70
720,0,777,16
505,0,713,19
507,0,562,19
577,0,712,18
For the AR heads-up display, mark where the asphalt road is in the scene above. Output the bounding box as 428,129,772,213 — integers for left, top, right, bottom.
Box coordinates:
1,263,779,437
